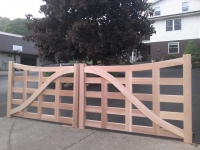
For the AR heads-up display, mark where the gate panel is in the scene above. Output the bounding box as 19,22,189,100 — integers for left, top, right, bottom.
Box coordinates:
81,54,192,143
7,63,79,128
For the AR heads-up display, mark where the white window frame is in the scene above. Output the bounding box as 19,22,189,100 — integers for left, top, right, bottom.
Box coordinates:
168,42,179,54
154,6,161,16
166,20,173,31
166,19,181,31
182,2,189,12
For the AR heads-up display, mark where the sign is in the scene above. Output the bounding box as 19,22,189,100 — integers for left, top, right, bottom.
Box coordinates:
13,45,22,51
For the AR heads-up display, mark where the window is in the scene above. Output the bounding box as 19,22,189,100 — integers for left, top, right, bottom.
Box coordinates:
168,42,179,54
174,19,181,30
155,7,160,16
166,19,181,31
166,20,173,31
182,2,188,12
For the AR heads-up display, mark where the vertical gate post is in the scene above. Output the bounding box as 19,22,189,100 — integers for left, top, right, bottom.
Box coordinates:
125,71,132,132
79,64,86,129
101,78,108,128
73,64,80,128
22,70,28,117
183,54,192,143
37,72,43,119
7,61,14,118
152,68,160,135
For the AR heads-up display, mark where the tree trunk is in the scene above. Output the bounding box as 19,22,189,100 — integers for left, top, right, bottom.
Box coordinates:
92,59,97,65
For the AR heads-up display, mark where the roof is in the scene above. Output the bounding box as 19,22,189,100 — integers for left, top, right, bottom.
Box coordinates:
0,31,23,38
0,32,38,55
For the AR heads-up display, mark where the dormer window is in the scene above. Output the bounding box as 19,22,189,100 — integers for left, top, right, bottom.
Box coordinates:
155,7,160,16
182,2,189,12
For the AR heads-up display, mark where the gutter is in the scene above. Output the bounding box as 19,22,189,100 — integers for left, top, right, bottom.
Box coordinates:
149,10,200,21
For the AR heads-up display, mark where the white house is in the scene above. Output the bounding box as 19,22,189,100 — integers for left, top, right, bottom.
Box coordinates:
0,31,44,70
143,0,200,61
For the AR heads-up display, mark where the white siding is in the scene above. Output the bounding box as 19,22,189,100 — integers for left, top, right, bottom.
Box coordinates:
151,0,200,16
150,15,200,42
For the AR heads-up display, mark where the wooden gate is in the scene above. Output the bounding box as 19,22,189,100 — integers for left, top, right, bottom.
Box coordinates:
7,54,192,143
7,63,80,128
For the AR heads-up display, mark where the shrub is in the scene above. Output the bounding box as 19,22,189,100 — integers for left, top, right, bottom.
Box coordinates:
184,40,200,62
166,54,176,60
44,72,54,77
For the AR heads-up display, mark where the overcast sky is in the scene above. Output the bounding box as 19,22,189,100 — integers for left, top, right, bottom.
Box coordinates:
0,0,154,20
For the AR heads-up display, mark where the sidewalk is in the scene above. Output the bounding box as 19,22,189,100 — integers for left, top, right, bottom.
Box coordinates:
0,117,199,150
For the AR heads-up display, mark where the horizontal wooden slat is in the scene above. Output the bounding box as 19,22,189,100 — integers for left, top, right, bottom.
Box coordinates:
12,99,22,105
160,111,184,121
59,103,73,110
85,106,101,113
107,92,124,99
86,78,101,84
160,128,182,139
60,77,74,83
134,93,152,101
132,125,153,134
13,76,23,81
42,102,54,108
132,109,146,117
160,78,183,85
41,114,55,121
107,107,125,115
60,90,73,96
13,87,23,93
12,111,23,117
14,63,74,72
26,112,38,119
107,92,152,101
132,78,152,84
85,120,101,128
160,95,184,103
85,58,183,72
29,101,38,107
85,91,101,98
59,116,73,124
107,122,125,131
27,76,38,82
27,88,56,95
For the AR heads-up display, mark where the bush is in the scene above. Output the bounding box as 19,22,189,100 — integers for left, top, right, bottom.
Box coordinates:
109,72,119,77
184,40,200,62
193,61,200,66
44,72,54,77
166,54,176,60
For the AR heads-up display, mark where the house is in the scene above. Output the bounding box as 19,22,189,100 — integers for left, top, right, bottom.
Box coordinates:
0,31,44,70
142,0,200,61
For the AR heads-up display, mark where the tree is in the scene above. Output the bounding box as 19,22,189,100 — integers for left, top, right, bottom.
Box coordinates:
4,18,31,36
0,16,11,31
24,0,155,64
184,40,200,62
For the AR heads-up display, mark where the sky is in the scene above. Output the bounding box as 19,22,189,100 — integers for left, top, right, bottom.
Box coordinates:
0,0,154,20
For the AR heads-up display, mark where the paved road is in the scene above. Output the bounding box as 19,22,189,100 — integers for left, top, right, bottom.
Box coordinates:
0,68,200,143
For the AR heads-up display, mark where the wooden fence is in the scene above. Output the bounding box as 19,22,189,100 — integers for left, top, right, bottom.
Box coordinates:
7,54,192,143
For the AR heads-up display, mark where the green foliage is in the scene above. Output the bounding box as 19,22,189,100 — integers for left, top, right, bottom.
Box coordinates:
44,72,54,77
4,18,31,36
184,40,200,62
0,16,11,31
24,0,155,64
193,61,200,65
109,72,119,77
63,73,74,77
44,72,74,77
166,54,176,60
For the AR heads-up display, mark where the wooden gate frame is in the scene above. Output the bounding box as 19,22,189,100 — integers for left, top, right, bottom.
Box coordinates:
7,54,192,143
